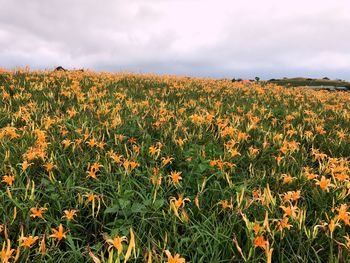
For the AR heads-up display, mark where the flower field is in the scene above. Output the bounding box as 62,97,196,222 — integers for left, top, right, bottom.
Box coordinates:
0,69,350,262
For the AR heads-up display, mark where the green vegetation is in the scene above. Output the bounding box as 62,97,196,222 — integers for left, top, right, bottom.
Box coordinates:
0,69,350,262
267,77,350,89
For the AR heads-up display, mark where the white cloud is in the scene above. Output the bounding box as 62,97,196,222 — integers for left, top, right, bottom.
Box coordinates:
0,0,349,79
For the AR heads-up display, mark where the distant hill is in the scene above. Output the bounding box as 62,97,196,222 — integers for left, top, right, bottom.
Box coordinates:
266,77,350,89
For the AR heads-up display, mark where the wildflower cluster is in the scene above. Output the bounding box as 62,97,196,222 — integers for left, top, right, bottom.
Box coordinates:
0,69,349,262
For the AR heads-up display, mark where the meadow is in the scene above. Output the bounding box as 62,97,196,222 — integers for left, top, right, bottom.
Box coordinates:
0,68,349,262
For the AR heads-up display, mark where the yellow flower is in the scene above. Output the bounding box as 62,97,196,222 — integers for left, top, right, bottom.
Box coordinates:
337,131,346,140
281,174,295,184
253,222,261,235
128,137,137,144
275,155,283,165
21,161,33,171
280,204,298,218
62,139,72,148
229,148,241,158
274,217,292,232
285,115,295,121
110,153,123,164
2,175,15,186
19,235,39,248
63,209,78,221
169,171,182,185
86,138,97,147
237,132,249,142
304,172,318,180
327,219,340,235
219,199,233,209
49,224,67,241
30,207,48,219
314,176,335,192
164,250,185,263
3,127,19,139
149,145,160,157
44,162,56,172
1,239,15,263
334,173,348,182
106,236,128,255
122,159,130,170
85,192,95,204
254,235,267,249
130,161,139,171
170,194,190,209
91,162,103,172
176,138,186,147
86,169,97,179
161,156,174,166
336,204,350,225
282,191,301,202
248,146,259,157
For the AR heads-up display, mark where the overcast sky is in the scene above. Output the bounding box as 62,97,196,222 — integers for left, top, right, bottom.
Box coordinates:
1,0,350,80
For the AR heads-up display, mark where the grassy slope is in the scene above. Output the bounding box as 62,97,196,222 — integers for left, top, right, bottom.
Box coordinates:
0,70,349,262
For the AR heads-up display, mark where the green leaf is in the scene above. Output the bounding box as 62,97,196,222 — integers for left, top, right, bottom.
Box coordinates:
66,235,77,252
131,203,147,213
119,198,131,209
104,204,119,214
153,199,165,210
198,163,207,172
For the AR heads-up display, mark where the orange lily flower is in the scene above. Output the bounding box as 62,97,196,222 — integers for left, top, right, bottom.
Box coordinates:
2,175,15,186
169,171,182,185
19,235,39,248
49,224,67,241
165,250,185,263
63,209,78,221
254,235,267,249
30,207,48,219
106,235,128,255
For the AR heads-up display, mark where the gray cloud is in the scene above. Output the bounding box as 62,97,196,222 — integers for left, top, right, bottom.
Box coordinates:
0,0,349,80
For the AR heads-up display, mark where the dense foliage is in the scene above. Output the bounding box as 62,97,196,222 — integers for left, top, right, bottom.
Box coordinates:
0,68,350,262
